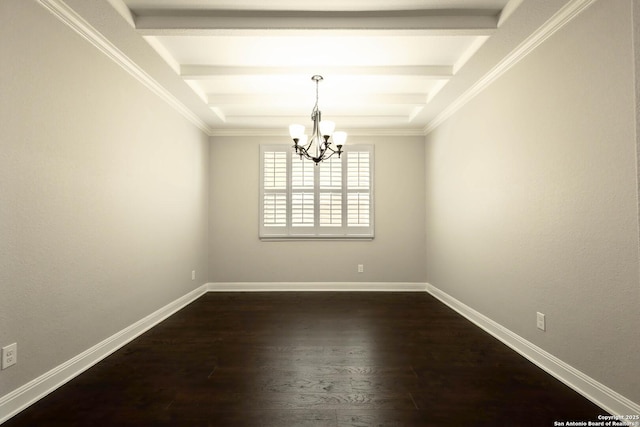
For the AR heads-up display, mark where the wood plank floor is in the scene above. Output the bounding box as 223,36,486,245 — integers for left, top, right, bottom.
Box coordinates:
4,292,605,426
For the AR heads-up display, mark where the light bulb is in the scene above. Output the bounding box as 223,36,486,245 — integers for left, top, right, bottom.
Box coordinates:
332,131,347,146
319,120,335,137
289,124,305,139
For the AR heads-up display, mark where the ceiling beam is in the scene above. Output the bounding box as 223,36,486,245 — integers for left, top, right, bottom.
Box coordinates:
221,114,415,125
134,9,499,36
181,65,453,79
209,127,427,137
207,93,428,106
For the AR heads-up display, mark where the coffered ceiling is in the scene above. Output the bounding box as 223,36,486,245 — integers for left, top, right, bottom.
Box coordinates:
45,0,588,135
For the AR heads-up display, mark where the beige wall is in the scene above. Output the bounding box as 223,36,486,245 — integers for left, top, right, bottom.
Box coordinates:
0,1,209,394
209,135,426,284
425,0,640,402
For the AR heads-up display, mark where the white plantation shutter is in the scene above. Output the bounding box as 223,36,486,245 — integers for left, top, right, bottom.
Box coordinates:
291,153,315,228
263,151,287,189
319,156,342,228
263,193,286,227
348,193,370,227
320,192,342,227
347,151,370,188
319,155,342,188
260,144,373,238
260,147,288,236
291,153,314,187
347,151,371,228
291,192,314,226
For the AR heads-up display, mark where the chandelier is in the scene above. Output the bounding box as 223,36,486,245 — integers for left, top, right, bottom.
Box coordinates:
289,75,347,165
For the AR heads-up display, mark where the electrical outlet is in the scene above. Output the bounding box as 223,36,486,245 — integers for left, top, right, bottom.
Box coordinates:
2,343,17,370
536,312,546,331
191,270,196,280
357,264,364,273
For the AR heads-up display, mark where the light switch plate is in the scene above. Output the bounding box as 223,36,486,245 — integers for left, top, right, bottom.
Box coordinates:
536,312,546,331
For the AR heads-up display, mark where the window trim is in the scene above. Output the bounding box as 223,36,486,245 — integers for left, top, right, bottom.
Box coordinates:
259,144,374,240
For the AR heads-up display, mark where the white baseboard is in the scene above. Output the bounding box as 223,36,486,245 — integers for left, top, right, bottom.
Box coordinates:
0,284,208,425
207,282,428,292
3,282,638,425
426,283,640,417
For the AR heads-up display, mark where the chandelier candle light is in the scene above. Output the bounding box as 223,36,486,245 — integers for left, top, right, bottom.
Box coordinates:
289,75,347,165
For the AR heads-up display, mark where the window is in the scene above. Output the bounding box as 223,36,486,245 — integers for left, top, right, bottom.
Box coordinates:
260,144,374,239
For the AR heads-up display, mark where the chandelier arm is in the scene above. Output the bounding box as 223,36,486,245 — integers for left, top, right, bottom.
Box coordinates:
295,146,313,162
318,137,331,158
303,137,314,151
322,149,335,161
317,147,340,162
324,144,340,157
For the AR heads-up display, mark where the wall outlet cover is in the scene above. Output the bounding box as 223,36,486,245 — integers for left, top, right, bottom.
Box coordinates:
2,343,17,369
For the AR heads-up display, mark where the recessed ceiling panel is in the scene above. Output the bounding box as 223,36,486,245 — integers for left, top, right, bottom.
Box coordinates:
152,35,480,68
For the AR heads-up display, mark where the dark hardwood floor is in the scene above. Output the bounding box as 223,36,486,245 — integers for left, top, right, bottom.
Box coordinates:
4,292,605,426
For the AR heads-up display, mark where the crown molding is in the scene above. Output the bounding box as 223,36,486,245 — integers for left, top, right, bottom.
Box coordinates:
37,0,215,136
424,0,599,135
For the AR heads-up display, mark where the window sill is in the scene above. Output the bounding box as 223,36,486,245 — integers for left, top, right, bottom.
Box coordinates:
260,236,374,242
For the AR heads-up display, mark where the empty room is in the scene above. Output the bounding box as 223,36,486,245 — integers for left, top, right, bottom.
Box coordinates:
1,0,639,425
